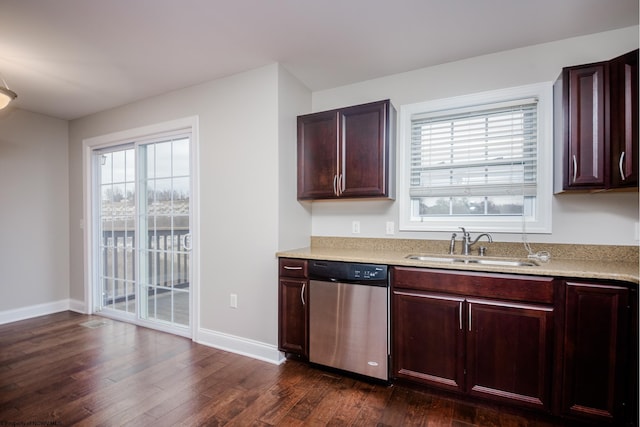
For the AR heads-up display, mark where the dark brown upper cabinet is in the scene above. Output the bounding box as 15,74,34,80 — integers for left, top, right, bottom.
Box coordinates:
297,99,395,200
609,50,639,188
554,49,639,192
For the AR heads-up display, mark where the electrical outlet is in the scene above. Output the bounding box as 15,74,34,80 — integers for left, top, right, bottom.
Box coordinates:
230,293,238,308
352,220,361,234
635,222,640,241
386,221,395,235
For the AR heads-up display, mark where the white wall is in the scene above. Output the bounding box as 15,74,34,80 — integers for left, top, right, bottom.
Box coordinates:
68,64,311,355
310,26,640,246
278,66,313,250
0,109,69,314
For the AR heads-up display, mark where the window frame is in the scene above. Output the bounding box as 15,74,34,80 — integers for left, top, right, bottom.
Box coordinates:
398,82,553,234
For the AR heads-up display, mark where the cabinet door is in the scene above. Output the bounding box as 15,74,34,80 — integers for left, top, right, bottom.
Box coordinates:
339,100,391,198
466,298,553,410
562,282,629,423
393,290,465,393
564,64,607,189
297,110,339,199
609,49,639,188
278,278,308,357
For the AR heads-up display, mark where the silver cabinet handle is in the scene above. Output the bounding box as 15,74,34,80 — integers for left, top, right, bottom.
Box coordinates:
333,173,344,197
300,283,306,306
283,266,302,270
468,303,472,332
459,302,463,330
619,151,626,181
572,155,578,183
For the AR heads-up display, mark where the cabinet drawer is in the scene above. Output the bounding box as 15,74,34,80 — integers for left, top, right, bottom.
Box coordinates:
392,267,554,304
279,258,308,278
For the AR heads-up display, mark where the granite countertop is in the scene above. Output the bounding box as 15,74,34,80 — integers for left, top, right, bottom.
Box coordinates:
277,237,640,285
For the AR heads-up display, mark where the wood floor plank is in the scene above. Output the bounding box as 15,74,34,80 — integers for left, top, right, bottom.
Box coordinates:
0,312,568,426
400,388,432,426
324,378,373,425
225,359,316,426
378,386,415,426
285,371,341,423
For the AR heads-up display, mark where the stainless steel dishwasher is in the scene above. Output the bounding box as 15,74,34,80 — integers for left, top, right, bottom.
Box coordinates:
308,260,389,381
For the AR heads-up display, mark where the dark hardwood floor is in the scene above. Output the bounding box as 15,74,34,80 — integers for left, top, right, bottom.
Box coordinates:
0,311,565,426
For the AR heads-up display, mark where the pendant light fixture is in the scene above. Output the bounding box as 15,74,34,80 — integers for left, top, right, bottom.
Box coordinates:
0,74,17,109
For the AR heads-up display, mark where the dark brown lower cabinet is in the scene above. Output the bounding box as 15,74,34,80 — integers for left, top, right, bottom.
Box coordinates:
278,278,308,357
466,298,553,410
278,258,308,358
392,267,555,411
393,290,465,393
562,281,632,424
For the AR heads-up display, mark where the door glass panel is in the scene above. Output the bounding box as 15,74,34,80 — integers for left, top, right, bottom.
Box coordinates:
139,137,191,328
98,148,136,315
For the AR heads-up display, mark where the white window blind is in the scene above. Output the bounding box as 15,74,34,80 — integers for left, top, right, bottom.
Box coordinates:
409,98,537,216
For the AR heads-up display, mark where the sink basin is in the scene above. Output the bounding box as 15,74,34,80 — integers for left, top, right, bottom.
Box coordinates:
461,258,538,267
405,254,538,267
405,255,460,263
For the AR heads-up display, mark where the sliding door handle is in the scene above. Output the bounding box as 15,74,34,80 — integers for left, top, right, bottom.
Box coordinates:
183,233,192,251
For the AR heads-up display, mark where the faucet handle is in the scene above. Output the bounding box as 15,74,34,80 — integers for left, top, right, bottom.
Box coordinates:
459,227,469,237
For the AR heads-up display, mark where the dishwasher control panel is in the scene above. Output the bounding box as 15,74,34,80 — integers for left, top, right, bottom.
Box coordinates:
308,260,388,285
351,265,386,280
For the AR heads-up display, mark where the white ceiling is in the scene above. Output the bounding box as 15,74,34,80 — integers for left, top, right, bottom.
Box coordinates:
1,0,638,120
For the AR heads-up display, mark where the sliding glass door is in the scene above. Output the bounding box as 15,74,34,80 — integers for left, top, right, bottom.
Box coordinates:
94,132,192,334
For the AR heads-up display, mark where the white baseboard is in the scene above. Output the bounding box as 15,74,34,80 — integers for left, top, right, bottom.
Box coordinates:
68,299,87,314
0,299,84,325
195,327,285,365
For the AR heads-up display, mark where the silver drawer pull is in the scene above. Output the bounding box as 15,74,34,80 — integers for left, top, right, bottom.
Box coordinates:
572,155,577,183
459,302,463,330
619,151,626,181
301,283,306,305
283,266,303,270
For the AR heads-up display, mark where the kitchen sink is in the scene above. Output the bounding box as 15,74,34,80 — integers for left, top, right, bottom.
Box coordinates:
405,254,538,267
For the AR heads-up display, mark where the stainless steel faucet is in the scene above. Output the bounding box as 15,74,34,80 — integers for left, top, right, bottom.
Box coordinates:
459,227,493,256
